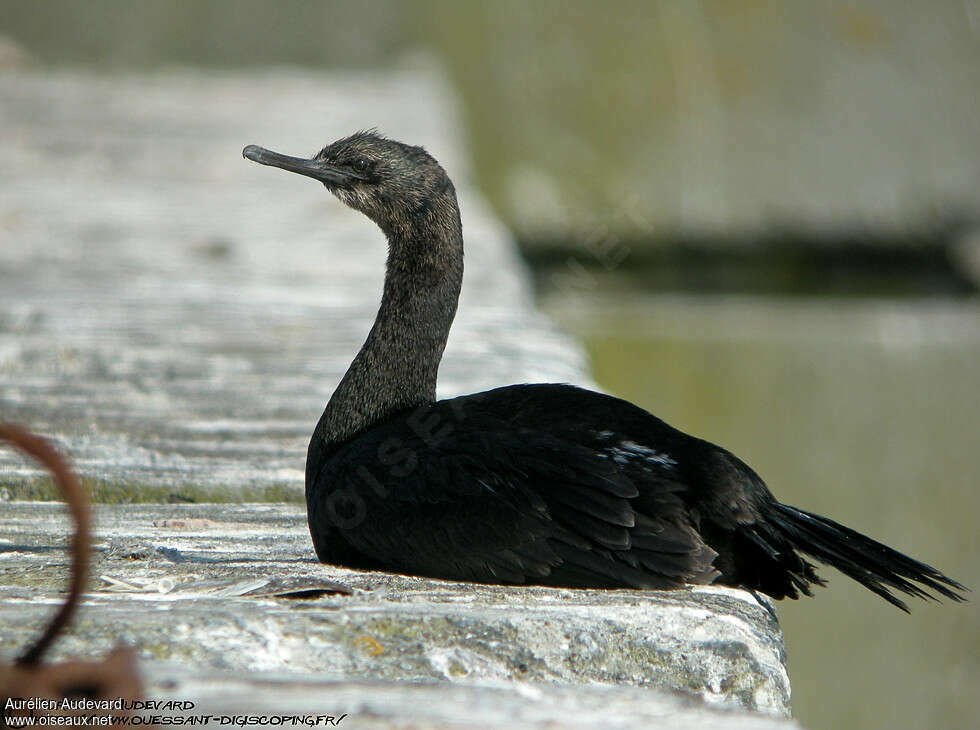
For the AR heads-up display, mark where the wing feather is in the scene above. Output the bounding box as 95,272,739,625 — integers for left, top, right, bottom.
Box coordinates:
308,393,719,587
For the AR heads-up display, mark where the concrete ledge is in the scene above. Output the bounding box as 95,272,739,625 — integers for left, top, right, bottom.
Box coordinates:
0,502,791,724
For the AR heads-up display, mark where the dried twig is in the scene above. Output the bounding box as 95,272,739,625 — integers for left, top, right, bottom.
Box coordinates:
0,423,91,666
0,424,143,724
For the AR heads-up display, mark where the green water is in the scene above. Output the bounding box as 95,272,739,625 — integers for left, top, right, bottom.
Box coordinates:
544,292,979,729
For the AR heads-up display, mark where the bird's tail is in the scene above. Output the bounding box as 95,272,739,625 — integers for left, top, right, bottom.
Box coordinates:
765,502,967,612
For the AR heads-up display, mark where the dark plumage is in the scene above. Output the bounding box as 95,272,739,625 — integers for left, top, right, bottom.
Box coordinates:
243,131,966,611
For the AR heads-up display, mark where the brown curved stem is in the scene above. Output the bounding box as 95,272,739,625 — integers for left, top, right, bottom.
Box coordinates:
0,423,91,666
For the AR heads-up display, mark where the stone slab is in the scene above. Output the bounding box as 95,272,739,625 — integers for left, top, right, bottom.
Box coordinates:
0,502,792,723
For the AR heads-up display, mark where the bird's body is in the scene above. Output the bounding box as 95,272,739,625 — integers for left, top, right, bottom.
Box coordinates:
244,131,965,611
307,383,721,590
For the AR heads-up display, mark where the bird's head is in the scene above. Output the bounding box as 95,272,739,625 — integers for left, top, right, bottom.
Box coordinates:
243,130,458,240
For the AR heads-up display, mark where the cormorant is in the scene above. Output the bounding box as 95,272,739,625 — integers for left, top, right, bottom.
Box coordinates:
243,131,965,611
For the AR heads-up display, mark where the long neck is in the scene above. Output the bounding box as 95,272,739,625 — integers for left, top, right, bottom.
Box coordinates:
311,201,464,457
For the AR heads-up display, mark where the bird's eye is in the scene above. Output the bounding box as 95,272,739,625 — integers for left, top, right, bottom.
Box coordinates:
352,158,369,173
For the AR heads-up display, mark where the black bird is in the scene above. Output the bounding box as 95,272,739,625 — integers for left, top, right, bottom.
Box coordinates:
243,131,965,611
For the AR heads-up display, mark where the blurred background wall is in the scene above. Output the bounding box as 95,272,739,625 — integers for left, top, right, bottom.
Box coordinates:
5,1,980,262
1,2,977,729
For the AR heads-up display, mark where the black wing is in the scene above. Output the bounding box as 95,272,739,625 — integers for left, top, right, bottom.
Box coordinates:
307,389,718,588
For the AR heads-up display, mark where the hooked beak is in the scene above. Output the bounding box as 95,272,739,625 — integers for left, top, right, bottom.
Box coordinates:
242,145,359,186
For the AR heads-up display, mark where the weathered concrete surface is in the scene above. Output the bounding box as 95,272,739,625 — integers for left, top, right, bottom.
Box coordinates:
0,68,591,498
0,502,793,725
